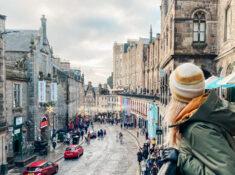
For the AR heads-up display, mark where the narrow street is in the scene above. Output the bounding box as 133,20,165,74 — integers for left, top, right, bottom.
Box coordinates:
57,124,139,175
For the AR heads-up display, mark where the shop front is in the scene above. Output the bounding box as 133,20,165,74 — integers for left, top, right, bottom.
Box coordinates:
13,116,23,157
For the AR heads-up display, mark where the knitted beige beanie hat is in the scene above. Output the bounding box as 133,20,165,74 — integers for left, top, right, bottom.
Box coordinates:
169,63,205,103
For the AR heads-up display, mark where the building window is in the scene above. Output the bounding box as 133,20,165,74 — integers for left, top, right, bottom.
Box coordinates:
224,5,232,41
193,11,206,42
13,84,21,108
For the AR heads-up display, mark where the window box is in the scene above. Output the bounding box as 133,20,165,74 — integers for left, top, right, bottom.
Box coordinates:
12,107,23,113
192,42,207,49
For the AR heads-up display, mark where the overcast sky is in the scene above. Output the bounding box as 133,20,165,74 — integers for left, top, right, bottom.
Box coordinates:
1,0,161,86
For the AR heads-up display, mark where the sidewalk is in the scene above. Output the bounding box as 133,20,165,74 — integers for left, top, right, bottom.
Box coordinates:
124,127,147,175
125,127,146,148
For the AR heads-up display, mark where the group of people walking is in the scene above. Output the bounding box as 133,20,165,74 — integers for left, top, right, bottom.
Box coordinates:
97,129,106,139
137,139,162,175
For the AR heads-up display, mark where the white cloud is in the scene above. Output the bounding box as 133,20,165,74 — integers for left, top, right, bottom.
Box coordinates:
1,0,161,86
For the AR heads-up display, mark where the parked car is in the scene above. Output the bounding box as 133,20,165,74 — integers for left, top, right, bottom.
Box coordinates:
90,131,97,139
23,160,58,175
64,145,84,159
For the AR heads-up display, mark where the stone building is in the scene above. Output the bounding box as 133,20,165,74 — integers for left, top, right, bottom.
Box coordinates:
216,0,235,101
159,0,218,107
113,43,124,89
1,15,84,169
84,82,96,115
0,14,7,174
3,27,38,162
144,27,161,95
95,84,118,113
113,38,149,92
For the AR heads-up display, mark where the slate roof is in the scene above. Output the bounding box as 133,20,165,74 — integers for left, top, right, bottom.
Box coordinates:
3,29,38,52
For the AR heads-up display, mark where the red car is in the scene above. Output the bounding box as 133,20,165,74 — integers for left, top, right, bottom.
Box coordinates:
23,160,58,175
64,145,84,159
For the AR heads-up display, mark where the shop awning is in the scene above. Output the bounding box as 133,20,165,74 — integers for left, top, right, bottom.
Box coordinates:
205,76,223,89
205,73,235,89
218,72,235,88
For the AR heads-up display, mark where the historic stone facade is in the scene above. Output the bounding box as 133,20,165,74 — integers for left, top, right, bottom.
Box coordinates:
84,82,96,115
95,84,118,113
1,15,84,170
160,0,218,73
159,0,218,109
216,0,235,101
0,14,7,174
113,38,150,93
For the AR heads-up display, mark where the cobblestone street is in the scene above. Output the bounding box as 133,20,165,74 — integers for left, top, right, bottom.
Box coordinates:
8,124,140,175
57,124,139,175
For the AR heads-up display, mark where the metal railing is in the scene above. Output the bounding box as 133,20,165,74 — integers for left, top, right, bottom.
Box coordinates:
118,92,160,100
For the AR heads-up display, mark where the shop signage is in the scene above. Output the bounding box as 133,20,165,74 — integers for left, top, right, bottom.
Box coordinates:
147,103,158,139
15,116,23,126
8,127,13,132
50,82,57,102
14,128,21,135
40,120,48,129
156,128,163,135
38,81,46,103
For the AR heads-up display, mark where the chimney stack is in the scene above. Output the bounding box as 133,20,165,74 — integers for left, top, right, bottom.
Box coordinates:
0,15,6,34
41,15,47,45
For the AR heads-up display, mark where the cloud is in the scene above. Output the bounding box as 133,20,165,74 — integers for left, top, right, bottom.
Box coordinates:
1,0,161,86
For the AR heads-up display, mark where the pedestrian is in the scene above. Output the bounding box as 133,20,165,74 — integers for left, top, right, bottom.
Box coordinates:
52,137,57,149
80,129,84,140
100,129,103,138
142,146,149,160
137,148,143,165
151,138,156,149
145,131,148,140
151,162,158,175
159,63,235,175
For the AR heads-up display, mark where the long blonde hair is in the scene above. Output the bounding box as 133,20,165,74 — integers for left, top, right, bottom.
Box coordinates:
164,98,187,147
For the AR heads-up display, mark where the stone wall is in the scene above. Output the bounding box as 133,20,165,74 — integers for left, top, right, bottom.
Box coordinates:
161,0,218,69
216,0,235,77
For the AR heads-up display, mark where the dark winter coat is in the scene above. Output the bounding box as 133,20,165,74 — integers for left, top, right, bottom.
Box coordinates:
175,91,235,175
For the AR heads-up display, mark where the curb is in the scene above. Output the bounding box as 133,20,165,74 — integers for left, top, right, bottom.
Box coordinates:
125,129,145,175
53,140,85,163
125,129,141,148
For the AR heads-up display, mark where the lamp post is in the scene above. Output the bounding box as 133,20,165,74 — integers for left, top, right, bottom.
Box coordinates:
46,105,54,137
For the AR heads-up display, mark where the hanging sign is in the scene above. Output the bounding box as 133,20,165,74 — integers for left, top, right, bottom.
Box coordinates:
147,103,158,139
50,82,58,102
40,115,49,129
14,128,21,135
15,116,23,126
38,81,46,103
40,120,48,129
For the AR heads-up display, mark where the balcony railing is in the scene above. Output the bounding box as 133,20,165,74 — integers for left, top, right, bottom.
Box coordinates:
118,92,160,100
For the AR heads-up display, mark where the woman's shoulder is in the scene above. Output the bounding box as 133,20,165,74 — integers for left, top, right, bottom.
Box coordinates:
180,121,222,139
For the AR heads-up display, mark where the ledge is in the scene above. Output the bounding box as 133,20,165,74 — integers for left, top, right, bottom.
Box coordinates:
192,42,207,49
12,107,23,113
118,93,159,101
